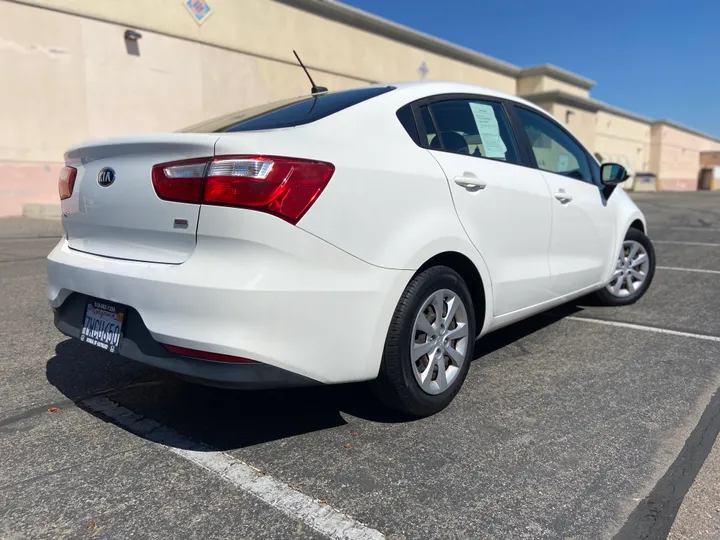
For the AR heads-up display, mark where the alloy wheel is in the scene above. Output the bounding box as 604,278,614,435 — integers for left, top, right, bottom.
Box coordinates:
606,240,650,297
410,289,469,395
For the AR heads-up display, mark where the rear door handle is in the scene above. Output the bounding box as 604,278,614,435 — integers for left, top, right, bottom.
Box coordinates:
554,190,573,204
454,175,487,190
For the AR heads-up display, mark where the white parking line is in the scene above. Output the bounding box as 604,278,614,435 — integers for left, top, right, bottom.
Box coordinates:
567,317,720,343
657,266,720,275
654,240,720,247
83,396,385,540
670,227,720,232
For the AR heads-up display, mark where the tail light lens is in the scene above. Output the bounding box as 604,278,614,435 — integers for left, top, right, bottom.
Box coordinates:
151,155,334,224
152,158,208,204
58,166,77,200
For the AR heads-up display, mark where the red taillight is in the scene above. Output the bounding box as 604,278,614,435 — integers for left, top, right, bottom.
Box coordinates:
58,166,77,200
151,158,208,204
151,155,335,224
164,344,256,364
204,156,335,224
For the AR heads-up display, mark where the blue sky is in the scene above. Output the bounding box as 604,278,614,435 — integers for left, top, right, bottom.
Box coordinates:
343,0,719,137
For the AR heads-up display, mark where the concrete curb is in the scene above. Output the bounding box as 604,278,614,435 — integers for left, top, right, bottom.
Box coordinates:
22,204,61,220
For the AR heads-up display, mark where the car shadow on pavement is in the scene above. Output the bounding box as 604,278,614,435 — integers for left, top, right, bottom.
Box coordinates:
47,304,582,452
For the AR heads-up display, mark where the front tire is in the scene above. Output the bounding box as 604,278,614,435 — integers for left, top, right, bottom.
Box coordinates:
594,227,655,306
372,266,476,417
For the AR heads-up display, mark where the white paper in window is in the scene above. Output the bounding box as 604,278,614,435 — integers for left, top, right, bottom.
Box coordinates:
469,102,507,158
557,154,570,172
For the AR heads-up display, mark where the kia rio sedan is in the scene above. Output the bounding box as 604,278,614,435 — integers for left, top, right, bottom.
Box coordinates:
48,82,655,417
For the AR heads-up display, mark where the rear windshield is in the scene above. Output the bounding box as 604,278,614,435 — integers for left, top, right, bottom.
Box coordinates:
181,86,395,133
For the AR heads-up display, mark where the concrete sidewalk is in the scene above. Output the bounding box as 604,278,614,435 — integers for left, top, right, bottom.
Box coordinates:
670,430,720,539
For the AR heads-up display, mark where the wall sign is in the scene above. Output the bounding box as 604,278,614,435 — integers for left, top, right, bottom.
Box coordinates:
185,0,212,25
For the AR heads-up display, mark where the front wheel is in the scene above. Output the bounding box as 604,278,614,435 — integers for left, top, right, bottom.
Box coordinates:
372,266,476,417
594,227,656,306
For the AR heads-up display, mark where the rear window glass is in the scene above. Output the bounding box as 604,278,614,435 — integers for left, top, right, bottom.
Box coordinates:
181,86,395,133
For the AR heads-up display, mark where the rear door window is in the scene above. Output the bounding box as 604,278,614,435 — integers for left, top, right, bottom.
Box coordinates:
424,99,520,164
182,86,395,133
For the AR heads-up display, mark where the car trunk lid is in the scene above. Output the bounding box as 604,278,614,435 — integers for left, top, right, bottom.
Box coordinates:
62,134,220,264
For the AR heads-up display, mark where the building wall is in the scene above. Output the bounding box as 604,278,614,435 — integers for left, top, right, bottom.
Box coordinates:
594,111,651,174
700,151,720,168
651,124,720,190
517,75,590,98
0,0,520,215
553,104,596,151
15,0,518,92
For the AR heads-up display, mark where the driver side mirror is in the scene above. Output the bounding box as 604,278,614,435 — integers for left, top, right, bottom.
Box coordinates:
601,163,629,185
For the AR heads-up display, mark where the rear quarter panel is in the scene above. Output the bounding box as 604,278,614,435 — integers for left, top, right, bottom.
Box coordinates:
214,94,497,332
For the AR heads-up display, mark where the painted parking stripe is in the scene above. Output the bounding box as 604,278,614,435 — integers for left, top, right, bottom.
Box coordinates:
657,266,720,275
670,227,720,232
654,240,720,247
83,396,385,540
567,317,720,343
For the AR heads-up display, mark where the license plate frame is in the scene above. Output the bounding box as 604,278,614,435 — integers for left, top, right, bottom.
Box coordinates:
80,299,126,353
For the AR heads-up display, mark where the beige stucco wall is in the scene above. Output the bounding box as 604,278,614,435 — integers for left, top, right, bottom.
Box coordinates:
0,0,519,214
17,0,517,92
0,0,368,163
0,0,521,163
594,111,651,174
517,75,543,96
517,74,590,98
651,124,720,190
552,104,596,151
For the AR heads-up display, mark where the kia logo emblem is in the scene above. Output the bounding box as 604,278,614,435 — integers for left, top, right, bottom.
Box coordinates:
97,167,116,187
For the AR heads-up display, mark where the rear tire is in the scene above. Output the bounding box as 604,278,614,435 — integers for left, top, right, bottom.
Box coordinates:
372,266,476,417
594,227,655,306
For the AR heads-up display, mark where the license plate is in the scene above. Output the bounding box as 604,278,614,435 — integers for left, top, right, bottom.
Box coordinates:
80,300,125,353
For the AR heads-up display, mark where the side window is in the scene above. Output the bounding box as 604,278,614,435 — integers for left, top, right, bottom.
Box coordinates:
515,107,592,182
419,106,438,148
396,105,420,145
424,99,520,164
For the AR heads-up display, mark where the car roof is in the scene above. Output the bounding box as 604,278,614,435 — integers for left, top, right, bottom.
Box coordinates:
366,81,548,118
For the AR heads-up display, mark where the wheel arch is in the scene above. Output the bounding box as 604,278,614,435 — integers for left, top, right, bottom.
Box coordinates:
415,251,490,336
629,219,645,233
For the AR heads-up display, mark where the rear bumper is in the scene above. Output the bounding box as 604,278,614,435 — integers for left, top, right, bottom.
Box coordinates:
47,209,412,385
53,293,315,388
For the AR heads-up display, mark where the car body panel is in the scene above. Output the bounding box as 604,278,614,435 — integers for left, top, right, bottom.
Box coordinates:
48,81,648,386
62,134,221,264
540,170,617,297
428,150,554,316
49,208,412,383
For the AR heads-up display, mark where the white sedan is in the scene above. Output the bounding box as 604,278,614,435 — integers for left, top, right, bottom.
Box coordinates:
48,81,655,417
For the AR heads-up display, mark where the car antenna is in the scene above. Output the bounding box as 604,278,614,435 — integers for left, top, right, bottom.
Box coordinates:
293,50,328,95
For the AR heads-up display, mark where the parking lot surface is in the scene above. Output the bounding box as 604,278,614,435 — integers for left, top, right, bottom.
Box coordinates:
1,192,719,539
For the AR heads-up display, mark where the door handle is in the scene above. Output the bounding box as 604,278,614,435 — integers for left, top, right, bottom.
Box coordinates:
554,190,573,204
454,174,487,190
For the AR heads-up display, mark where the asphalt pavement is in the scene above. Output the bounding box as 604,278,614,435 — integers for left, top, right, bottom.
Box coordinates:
1,192,719,539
